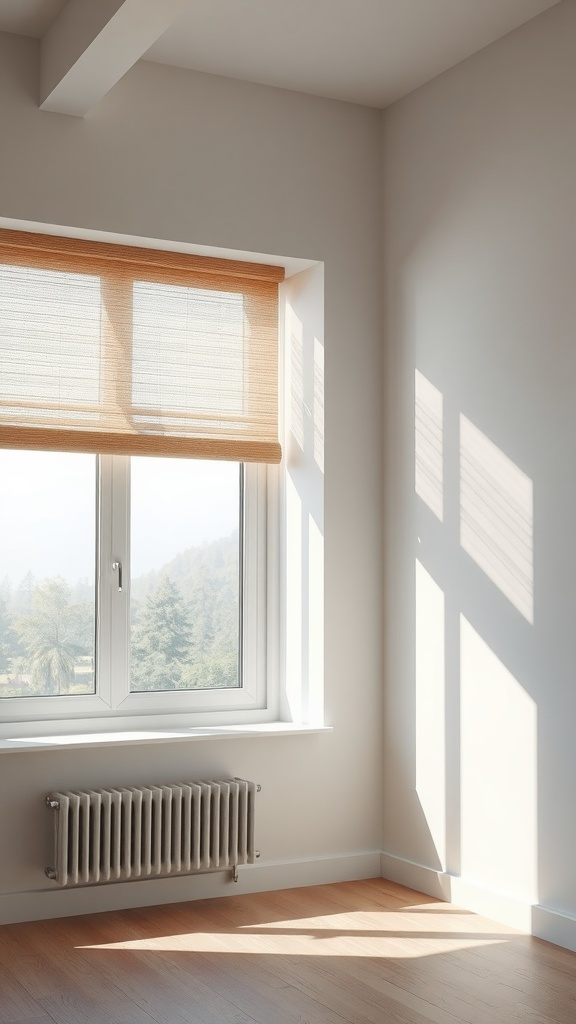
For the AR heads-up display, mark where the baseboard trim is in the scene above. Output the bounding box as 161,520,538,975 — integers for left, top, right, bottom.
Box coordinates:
6,850,574,953
531,903,576,953
380,852,576,953
0,852,381,925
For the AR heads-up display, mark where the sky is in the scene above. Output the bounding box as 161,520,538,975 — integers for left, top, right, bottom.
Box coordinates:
0,450,239,587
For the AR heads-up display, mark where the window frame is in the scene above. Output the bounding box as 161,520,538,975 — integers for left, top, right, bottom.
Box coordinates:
0,456,275,725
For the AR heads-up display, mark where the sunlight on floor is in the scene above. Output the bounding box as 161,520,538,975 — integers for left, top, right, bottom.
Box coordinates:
77,901,513,958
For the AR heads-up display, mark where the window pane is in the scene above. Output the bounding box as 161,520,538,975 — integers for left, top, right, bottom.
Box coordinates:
130,458,241,692
0,451,96,698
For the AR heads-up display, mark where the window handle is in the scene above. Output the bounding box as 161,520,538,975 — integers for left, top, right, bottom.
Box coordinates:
112,560,123,592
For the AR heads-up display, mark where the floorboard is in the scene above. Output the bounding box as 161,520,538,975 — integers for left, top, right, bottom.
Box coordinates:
1,879,575,1024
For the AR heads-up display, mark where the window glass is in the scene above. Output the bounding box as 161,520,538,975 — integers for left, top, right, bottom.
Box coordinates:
129,457,241,692
0,450,96,697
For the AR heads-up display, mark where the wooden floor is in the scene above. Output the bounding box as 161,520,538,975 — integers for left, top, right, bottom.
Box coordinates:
1,879,575,1024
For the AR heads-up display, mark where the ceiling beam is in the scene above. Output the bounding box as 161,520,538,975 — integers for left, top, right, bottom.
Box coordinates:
40,0,193,116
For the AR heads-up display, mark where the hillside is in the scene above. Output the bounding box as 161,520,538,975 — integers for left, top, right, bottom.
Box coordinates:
0,531,240,696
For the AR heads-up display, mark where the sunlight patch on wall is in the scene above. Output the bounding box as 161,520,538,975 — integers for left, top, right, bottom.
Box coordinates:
307,512,324,724
460,416,533,622
415,370,443,521
313,336,324,474
288,308,304,451
460,616,537,903
284,474,302,721
415,559,446,870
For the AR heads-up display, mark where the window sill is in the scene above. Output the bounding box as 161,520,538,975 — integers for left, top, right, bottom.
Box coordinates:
0,722,332,753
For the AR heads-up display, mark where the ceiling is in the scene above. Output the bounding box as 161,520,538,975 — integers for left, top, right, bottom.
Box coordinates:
0,0,562,109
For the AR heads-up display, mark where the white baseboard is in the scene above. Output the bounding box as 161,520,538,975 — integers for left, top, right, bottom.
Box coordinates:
531,904,576,953
0,851,381,925
6,850,575,954
380,852,576,953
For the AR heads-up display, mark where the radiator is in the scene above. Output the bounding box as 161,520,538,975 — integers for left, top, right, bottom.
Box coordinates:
45,778,258,887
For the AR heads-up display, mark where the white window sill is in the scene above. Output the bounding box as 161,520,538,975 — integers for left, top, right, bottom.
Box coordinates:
0,722,332,753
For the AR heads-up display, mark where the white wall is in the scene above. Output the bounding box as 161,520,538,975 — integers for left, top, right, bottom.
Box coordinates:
0,33,383,921
381,0,576,944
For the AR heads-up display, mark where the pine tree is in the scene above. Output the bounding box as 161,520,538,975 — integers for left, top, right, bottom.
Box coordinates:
0,595,12,676
131,574,192,691
16,571,36,616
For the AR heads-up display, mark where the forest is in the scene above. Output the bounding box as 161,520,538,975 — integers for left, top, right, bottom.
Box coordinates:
0,532,239,698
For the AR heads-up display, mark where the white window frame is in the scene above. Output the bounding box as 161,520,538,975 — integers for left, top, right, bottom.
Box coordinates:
0,457,277,726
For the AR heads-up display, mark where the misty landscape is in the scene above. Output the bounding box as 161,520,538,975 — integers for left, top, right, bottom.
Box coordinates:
0,531,239,699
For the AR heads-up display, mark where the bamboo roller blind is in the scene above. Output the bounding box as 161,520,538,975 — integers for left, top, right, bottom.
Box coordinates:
0,229,285,463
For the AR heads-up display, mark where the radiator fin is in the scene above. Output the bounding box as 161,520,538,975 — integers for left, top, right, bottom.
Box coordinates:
47,778,257,887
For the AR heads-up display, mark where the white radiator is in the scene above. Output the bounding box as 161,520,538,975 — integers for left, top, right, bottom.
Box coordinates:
45,778,258,887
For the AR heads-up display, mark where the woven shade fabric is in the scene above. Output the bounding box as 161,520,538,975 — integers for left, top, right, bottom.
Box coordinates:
0,229,284,463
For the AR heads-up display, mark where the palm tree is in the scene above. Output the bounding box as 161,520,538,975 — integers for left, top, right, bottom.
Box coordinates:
17,578,88,695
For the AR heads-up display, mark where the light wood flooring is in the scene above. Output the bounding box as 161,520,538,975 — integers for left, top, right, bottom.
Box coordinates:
1,878,575,1024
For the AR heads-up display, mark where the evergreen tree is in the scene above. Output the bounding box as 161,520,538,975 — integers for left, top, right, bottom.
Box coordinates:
16,571,36,616
189,561,217,654
130,533,240,691
131,574,192,691
0,576,11,605
0,594,12,676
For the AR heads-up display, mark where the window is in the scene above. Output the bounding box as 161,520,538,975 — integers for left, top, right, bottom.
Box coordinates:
0,451,270,718
0,229,283,725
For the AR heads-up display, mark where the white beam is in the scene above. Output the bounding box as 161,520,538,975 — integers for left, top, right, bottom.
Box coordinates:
40,0,193,116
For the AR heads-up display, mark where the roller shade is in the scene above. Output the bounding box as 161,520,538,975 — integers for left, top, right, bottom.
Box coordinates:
0,229,284,463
